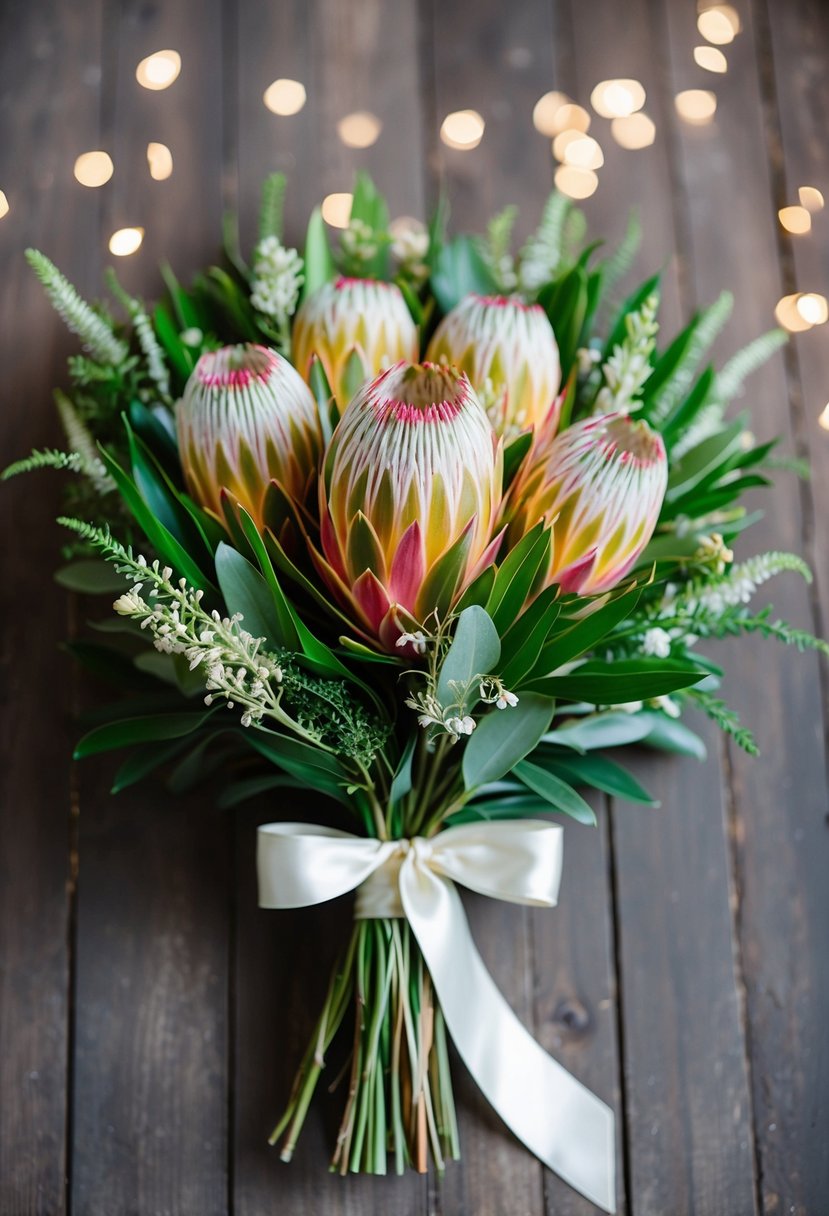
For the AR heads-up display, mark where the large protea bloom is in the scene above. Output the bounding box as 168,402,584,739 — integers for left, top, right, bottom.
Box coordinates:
508,412,667,595
291,276,419,410
318,361,503,651
176,344,322,529
425,294,561,437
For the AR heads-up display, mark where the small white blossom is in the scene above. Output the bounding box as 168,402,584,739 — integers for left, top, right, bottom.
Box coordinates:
595,293,659,414
496,690,519,709
641,627,672,659
250,235,304,330
396,630,428,656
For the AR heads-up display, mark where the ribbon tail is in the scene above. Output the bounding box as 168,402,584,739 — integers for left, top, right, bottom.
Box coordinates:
401,862,616,1213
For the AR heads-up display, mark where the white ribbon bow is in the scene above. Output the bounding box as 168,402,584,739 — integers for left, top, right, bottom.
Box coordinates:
257,819,616,1213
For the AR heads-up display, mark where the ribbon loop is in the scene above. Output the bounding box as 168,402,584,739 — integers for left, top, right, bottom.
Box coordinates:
256,819,616,1213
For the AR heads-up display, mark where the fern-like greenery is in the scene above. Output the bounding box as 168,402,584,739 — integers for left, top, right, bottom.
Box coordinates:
688,689,759,755
646,291,734,424
518,191,572,294
2,449,87,480
716,328,788,402
484,205,517,291
259,172,287,243
600,208,642,300
26,249,129,366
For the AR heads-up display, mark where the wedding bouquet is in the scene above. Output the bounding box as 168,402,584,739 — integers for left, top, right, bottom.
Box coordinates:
8,172,825,1212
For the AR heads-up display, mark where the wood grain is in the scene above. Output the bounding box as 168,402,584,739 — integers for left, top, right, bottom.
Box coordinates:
0,1,106,1211
561,1,759,1212
67,2,231,1213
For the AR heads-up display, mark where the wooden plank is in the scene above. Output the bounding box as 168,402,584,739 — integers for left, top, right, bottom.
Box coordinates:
0,1,106,1211
68,3,231,1212
713,0,829,1209
231,2,428,1212
426,6,625,1214
563,0,760,1211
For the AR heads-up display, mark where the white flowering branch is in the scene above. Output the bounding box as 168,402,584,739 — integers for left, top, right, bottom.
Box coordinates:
26,249,129,366
595,293,659,414
250,235,304,351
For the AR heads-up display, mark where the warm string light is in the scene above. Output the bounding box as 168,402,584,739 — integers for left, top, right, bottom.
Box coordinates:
554,166,598,200
590,79,645,119
0,190,8,219
774,293,828,333
321,192,352,228
73,150,114,188
799,186,825,212
147,142,173,181
562,135,604,170
337,111,382,148
697,5,741,45
136,50,181,90
694,45,728,72
263,78,306,116
109,227,144,257
779,206,811,235
675,89,717,124
818,404,829,431
611,113,656,149
796,293,828,325
440,110,485,150
532,91,571,136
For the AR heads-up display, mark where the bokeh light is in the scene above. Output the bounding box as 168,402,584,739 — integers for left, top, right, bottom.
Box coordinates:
563,134,604,170
109,227,144,257
73,151,114,188
263,78,307,116
694,45,728,72
136,50,181,91
554,166,599,199
440,110,485,150
0,191,8,219
337,111,382,148
611,113,656,149
796,293,828,325
675,89,717,124
590,79,646,118
778,205,811,235
819,403,829,431
697,6,740,44
532,91,571,136
774,294,813,333
799,186,825,212
321,192,353,228
146,142,173,181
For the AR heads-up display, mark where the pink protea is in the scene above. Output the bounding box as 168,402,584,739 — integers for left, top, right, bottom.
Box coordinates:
318,361,503,651
176,344,323,529
291,276,419,411
425,293,561,438
508,412,668,595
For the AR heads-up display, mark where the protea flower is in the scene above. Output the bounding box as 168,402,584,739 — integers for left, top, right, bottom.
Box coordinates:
318,361,503,651
176,344,322,529
425,294,561,437
508,412,667,595
291,276,419,410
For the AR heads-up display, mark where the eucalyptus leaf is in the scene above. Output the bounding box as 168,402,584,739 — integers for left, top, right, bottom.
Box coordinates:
75,710,214,759
437,606,501,711
513,759,596,824
215,542,283,648
462,693,554,791
55,560,126,594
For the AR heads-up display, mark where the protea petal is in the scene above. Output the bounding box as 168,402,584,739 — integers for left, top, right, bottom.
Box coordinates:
176,343,322,530
508,412,667,596
292,277,419,412
425,294,561,438
319,361,503,649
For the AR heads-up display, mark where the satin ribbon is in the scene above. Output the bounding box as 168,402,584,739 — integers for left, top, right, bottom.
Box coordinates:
257,819,616,1213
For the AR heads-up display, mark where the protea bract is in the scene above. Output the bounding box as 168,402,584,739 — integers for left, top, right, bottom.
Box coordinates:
318,361,503,651
176,344,322,530
291,276,419,411
425,294,561,438
508,412,667,595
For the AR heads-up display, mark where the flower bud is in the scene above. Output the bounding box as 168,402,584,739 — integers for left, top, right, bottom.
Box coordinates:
291,276,419,410
176,344,322,528
319,361,503,650
425,294,561,437
508,412,667,595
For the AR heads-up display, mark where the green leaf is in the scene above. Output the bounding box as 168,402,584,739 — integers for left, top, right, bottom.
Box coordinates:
437,606,501,711
545,711,653,751
666,417,745,499
485,523,549,633
462,693,555,791
431,236,498,315
503,431,533,488
218,773,303,808
538,265,587,381
111,737,193,793
541,751,658,806
237,509,300,649
498,587,561,688
75,711,212,759
637,710,707,759
389,736,416,808
99,443,217,594
533,586,641,677
215,542,285,648
535,658,706,703
513,759,596,824
302,206,335,301
55,559,126,594
447,794,549,824
246,728,350,803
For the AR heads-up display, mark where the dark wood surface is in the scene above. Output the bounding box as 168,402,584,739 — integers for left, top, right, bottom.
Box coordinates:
1,1,827,1213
